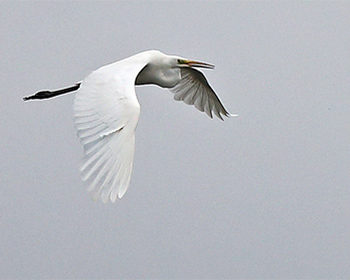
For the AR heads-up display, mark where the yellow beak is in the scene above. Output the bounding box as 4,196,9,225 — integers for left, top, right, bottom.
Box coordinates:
186,60,215,69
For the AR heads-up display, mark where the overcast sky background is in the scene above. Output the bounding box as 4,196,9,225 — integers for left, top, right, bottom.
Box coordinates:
1,1,349,279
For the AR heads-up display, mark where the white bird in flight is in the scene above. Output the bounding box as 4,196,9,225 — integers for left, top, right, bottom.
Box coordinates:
23,50,236,203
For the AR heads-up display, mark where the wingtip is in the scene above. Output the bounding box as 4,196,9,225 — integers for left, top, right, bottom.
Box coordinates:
221,113,238,120
229,113,238,118
118,189,126,199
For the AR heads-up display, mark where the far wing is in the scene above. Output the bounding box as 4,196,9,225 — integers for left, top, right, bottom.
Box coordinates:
73,62,145,203
170,67,232,120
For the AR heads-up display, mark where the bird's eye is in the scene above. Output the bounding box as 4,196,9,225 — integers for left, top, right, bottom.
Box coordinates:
177,59,185,64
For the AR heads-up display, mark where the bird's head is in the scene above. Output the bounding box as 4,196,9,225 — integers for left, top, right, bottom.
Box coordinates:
136,51,215,88
149,51,215,70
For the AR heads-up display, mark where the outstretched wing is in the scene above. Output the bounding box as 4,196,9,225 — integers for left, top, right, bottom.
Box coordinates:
170,68,233,120
73,62,147,203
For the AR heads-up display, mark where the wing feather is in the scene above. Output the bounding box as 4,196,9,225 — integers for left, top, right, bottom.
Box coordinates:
74,61,147,202
170,68,232,120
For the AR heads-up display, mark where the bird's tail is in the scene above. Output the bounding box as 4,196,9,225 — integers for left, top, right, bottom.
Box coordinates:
23,82,81,101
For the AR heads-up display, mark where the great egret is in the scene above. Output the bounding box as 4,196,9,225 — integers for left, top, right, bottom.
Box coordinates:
23,50,236,203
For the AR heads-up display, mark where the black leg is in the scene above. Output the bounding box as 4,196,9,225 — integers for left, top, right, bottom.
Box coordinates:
23,83,81,101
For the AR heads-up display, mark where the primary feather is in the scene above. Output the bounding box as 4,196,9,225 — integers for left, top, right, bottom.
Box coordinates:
170,67,231,120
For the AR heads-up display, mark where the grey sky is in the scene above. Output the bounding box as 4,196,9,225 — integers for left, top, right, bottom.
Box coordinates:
1,1,349,279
